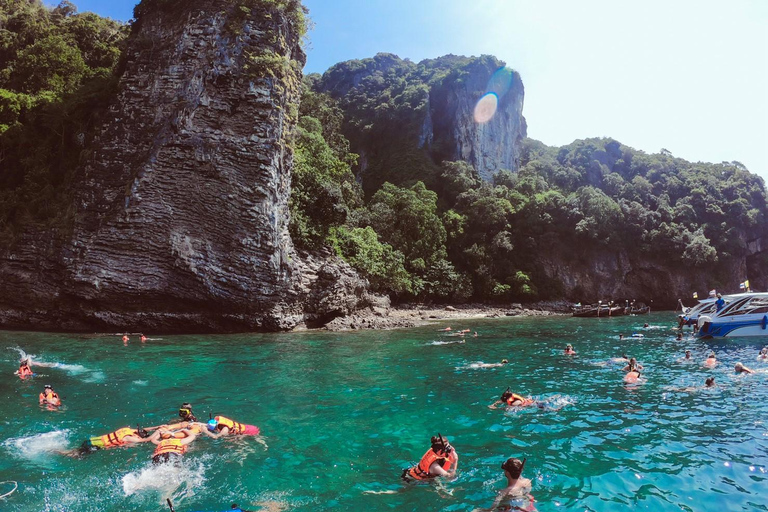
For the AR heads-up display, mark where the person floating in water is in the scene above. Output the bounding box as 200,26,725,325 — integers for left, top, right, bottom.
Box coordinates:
480,457,537,512
621,357,643,372
758,347,768,360
468,360,509,369
734,362,754,374
619,334,625,341
682,350,692,361
39,384,61,407
673,377,716,393
16,359,33,379
402,434,458,481
676,332,683,341
65,425,154,457
203,416,260,437
140,334,147,342
490,388,536,409
564,344,576,355
122,335,129,343
704,351,717,367
151,428,197,464
169,402,197,425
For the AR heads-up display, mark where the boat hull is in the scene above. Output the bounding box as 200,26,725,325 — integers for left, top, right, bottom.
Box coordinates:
697,315,768,338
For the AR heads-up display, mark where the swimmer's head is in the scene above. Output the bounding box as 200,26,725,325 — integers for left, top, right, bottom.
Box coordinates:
501,457,525,478
709,351,716,358
44,384,52,390
566,344,572,349
500,390,513,402
179,403,194,418
734,362,746,372
430,434,452,454
20,359,29,365
501,359,509,364
705,377,715,387
136,426,151,438
717,293,722,298
207,419,218,432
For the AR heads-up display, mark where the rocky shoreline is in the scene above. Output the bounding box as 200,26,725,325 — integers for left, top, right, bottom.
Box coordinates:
322,301,573,331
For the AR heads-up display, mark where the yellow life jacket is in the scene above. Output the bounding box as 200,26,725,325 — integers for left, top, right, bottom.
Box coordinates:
100,427,137,447
214,416,246,435
153,438,186,457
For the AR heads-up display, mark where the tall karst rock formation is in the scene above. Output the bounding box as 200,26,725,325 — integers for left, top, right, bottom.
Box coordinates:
0,0,376,332
314,53,526,193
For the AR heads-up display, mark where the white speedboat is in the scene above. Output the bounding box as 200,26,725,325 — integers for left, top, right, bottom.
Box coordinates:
678,298,718,327
696,293,768,338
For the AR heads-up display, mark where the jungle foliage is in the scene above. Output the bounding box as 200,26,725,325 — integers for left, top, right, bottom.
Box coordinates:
0,0,127,238
290,53,768,302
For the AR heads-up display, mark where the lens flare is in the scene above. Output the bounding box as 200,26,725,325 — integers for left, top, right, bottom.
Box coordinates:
473,92,498,124
487,67,514,98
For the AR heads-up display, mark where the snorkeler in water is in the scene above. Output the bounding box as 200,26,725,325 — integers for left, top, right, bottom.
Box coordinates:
63,425,154,457
490,388,536,409
151,428,197,464
39,384,61,407
402,434,458,481
201,415,260,437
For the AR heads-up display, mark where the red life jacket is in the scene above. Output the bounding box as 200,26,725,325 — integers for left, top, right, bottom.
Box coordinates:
406,448,457,480
506,393,534,407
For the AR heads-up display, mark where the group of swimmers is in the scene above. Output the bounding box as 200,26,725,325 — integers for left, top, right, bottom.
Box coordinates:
63,402,260,464
15,353,262,466
409,332,767,510
62,402,261,464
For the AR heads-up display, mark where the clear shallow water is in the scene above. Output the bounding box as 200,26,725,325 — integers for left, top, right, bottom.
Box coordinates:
0,313,767,512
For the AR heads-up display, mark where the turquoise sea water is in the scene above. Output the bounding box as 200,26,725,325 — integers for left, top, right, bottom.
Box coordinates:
1,313,767,512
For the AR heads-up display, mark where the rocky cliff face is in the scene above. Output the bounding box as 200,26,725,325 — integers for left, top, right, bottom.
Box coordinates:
316,54,527,192
426,58,526,181
0,0,380,333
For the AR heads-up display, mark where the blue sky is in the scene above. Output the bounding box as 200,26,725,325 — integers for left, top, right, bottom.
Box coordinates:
49,0,768,181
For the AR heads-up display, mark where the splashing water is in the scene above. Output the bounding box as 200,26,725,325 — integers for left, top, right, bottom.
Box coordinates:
122,456,208,498
3,430,70,459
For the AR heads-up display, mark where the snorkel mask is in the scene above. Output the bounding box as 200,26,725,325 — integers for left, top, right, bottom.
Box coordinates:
136,425,151,438
431,433,453,455
207,419,218,432
179,407,192,418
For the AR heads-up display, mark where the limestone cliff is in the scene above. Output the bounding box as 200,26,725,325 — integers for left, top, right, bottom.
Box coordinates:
0,0,379,333
426,57,526,182
316,53,527,193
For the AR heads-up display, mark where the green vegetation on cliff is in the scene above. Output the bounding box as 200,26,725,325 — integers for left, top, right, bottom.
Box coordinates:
0,0,126,237
290,53,768,302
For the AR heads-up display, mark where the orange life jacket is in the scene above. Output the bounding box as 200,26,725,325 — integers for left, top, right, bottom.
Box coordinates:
99,427,137,447
39,391,60,405
19,366,32,377
153,438,186,457
506,393,534,407
406,448,457,480
214,416,246,435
